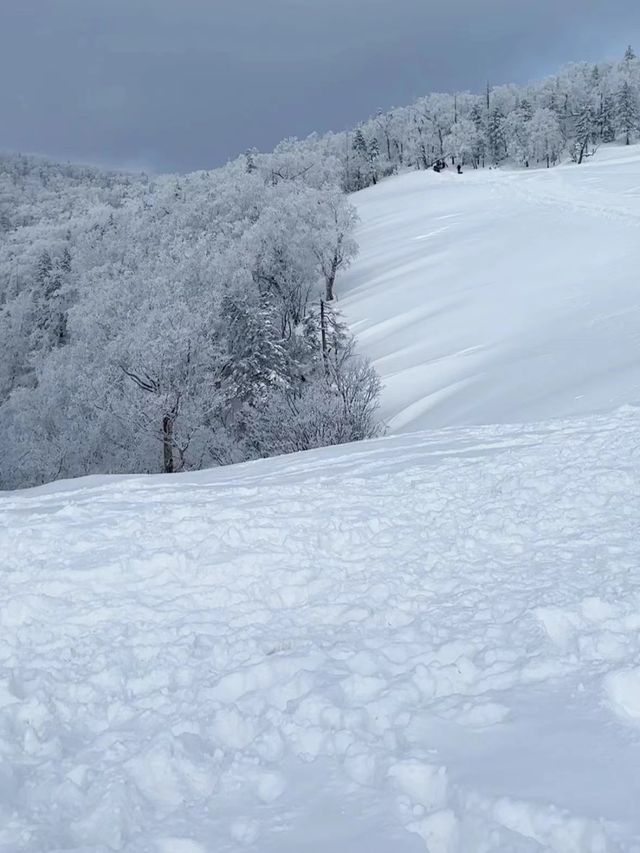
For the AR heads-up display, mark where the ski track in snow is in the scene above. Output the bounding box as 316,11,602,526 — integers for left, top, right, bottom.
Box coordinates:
2,408,640,851
342,146,640,434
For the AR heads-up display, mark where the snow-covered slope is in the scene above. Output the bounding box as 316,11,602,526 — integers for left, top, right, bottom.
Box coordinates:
4,150,640,852
2,407,640,851
342,147,640,431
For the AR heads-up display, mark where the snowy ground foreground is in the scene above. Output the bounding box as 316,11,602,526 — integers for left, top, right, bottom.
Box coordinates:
342,146,640,432
2,407,640,851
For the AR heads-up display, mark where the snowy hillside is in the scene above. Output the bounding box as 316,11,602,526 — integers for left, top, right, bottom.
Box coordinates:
4,146,640,852
342,146,640,431
2,406,640,851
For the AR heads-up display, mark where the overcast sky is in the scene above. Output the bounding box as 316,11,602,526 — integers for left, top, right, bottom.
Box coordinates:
1,1,639,173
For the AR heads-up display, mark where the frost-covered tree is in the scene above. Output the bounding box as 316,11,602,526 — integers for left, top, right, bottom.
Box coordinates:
469,102,487,167
220,294,289,411
529,108,564,167
487,107,507,164
504,108,532,166
616,80,639,144
446,118,477,166
599,92,617,143
349,129,376,190
323,51,640,180
374,109,400,169
249,332,381,457
32,246,71,350
572,102,598,163
368,138,380,184
310,189,359,302
0,149,377,488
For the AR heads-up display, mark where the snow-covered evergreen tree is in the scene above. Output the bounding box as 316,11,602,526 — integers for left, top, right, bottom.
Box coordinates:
487,107,507,164
616,80,639,145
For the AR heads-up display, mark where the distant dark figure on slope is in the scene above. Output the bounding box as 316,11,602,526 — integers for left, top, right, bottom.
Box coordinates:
457,164,463,175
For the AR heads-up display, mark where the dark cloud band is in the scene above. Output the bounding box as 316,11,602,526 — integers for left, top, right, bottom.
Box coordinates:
1,0,637,171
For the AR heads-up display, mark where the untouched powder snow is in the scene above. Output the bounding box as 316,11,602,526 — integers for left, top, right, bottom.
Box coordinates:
2,407,640,851
342,146,640,431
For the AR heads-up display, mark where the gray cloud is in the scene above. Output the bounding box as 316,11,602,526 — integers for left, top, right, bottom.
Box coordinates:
1,0,639,172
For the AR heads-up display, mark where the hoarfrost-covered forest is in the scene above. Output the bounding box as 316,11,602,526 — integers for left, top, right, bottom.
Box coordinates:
2,48,639,489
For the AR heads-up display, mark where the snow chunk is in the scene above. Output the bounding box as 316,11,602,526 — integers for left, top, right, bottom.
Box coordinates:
407,809,459,853
604,668,640,721
229,818,260,845
388,761,449,811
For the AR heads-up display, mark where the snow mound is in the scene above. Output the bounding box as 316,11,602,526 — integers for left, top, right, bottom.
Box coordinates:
2,407,640,850
342,146,640,431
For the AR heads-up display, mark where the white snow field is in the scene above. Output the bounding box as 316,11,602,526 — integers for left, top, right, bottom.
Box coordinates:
2,409,640,852
342,146,640,432
3,149,640,852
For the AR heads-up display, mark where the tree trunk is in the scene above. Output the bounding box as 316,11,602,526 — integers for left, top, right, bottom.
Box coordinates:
162,414,174,474
320,299,329,375
325,253,339,302
325,276,334,302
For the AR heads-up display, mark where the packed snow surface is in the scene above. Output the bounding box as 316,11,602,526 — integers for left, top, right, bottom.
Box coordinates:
342,147,640,431
2,407,640,851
